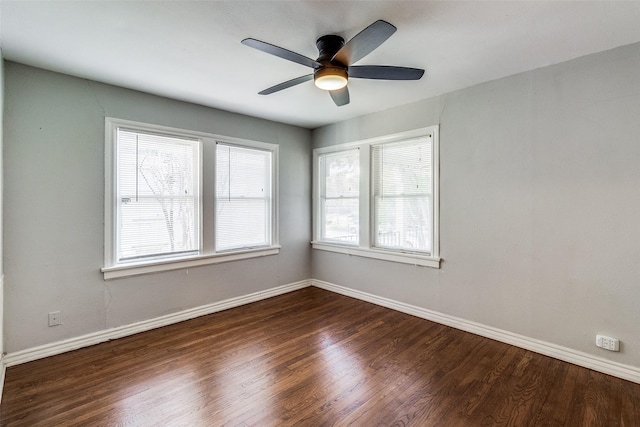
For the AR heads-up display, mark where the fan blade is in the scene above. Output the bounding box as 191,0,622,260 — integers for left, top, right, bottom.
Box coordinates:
349,65,425,80
332,20,396,66
258,74,313,95
329,86,350,106
242,38,321,69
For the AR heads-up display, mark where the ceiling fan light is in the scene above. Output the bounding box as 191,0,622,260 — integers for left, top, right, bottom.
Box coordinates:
314,67,348,91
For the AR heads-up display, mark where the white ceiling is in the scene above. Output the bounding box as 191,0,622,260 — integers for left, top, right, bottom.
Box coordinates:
1,1,639,129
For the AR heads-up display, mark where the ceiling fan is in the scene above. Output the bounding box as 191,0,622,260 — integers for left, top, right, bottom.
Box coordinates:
242,20,425,107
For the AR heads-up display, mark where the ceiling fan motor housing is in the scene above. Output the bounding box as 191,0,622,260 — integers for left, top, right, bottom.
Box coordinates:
314,35,348,90
315,35,346,64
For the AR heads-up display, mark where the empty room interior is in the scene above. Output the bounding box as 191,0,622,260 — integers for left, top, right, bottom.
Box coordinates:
0,1,640,425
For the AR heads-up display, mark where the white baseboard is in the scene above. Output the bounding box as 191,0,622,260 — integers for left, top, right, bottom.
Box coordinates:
311,279,640,384
0,274,7,402
0,354,5,404
5,278,640,385
0,274,4,403
4,280,311,367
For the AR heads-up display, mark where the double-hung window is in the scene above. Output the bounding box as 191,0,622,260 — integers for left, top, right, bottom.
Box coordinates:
372,138,433,254
313,126,439,268
115,128,200,263
318,148,360,245
103,118,279,279
215,143,273,252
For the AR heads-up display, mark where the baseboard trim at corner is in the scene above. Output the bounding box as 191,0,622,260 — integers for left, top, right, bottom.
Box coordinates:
0,354,6,404
4,280,312,367
311,279,640,384
0,274,5,403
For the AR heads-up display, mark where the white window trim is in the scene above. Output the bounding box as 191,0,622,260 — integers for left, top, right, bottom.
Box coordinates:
312,126,440,268
102,246,281,280
103,118,279,280
310,241,440,268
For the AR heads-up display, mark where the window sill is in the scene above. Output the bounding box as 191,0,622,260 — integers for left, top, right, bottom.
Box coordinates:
311,241,440,268
102,246,281,280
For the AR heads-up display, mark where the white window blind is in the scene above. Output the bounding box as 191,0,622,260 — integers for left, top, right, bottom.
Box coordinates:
116,128,200,262
319,149,360,244
372,136,433,254
216,143,272,252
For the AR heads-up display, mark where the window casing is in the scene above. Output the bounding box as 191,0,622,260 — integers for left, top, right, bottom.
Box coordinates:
103,118,279,279
312,126,440,268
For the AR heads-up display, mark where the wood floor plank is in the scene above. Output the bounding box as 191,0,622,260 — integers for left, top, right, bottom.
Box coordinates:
1,287,639,426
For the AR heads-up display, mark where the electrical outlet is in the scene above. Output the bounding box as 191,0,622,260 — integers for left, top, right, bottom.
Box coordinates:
596,334,619,352
48,311,62,327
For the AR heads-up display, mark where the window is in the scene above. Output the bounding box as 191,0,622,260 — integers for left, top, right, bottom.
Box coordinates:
103,118,279,279
372,138,432,254
313,126,439,268
318,149,360,245
215,143,272,252
116,129,200,263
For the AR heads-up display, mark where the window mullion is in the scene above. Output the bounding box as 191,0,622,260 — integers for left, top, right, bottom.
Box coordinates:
360,144,371,248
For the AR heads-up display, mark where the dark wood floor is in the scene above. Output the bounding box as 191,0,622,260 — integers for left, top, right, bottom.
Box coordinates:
1,287,639,426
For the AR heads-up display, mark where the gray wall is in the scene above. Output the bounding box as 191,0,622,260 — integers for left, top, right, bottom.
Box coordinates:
312,42,640,368
3,63,311,353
